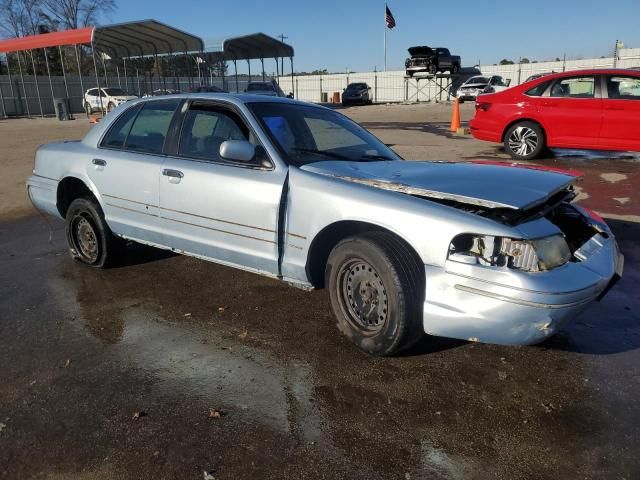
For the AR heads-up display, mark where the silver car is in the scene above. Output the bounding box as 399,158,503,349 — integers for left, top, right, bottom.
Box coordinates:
26,94,623,356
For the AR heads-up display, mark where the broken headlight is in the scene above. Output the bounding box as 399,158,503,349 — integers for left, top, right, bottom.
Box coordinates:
448,234,571,272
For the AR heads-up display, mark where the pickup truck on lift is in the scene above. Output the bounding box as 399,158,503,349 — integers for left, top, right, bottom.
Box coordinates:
405,46,461,77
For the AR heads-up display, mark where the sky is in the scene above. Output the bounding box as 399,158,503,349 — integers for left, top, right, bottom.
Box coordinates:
111,0,640,73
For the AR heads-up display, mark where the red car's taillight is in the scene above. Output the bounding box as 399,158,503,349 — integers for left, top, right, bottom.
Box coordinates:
475,102,491,112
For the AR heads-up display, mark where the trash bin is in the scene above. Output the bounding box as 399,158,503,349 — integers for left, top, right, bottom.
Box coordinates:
321,92,328,103
53,97,73,121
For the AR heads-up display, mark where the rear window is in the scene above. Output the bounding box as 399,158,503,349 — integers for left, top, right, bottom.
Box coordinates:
123,100,180,154
525,80,552,97
100,104,142,148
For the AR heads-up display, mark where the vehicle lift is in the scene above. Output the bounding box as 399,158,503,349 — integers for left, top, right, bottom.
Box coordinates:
403,72,461,103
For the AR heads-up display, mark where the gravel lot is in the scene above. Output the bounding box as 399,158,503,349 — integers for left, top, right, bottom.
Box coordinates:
1,103,639,479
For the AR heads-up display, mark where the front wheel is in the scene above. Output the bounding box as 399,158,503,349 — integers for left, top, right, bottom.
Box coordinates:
85,102,92,115
326,232,425,356
504,121,545,160
107,102,115,113
65,197,124,268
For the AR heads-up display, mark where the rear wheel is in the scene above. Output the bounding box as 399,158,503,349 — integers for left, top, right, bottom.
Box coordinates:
107,102,115,113
326,232,424,356
504,121,545,160
85,102,92,115
65,197,124,268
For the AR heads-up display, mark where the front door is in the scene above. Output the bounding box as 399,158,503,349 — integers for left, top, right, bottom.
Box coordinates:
538,75,603,148
599,74,640,151
158,101,287,276
89,99,181,245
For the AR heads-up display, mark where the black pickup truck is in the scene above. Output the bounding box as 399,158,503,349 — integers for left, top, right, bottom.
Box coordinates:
405,46,461,77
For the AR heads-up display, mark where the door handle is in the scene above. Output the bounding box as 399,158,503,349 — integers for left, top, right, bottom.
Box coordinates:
604,106,624,111
162,169,184,179
541,101,557,107
92,158,107,167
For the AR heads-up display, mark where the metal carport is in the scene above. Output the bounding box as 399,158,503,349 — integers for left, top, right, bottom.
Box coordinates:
0,20,205,118
220,33,295,96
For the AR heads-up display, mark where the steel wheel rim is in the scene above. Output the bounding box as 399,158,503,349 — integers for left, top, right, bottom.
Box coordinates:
508,126,538,156
338,259,388,334
72,215,99,263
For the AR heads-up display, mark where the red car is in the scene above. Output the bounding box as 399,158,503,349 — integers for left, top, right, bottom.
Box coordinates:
469,69,640,160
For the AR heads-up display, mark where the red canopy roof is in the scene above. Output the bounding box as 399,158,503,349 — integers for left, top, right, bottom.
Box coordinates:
0,27,93,53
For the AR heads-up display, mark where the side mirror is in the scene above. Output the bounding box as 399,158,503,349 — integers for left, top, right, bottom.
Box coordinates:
219,140,255,162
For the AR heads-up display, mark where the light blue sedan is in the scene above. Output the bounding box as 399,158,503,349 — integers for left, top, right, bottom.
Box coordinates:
27,94,623,355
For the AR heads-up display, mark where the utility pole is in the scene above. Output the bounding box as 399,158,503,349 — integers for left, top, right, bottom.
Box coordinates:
278,34,288,77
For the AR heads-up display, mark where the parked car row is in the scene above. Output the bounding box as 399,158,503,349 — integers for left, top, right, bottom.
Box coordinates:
84,81,291,115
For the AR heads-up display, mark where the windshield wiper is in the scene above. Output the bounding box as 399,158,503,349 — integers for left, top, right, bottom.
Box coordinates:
292,148,349,160
358,154,394,161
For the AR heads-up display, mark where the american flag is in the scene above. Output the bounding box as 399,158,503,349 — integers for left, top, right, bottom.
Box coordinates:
385,5,396,29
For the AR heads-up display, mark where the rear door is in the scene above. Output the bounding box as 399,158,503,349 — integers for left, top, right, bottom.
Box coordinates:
158,100,286,276
90,99,181,245
599,74,640,150
537,75,603,148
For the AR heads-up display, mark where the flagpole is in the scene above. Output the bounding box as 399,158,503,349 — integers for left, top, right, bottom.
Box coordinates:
384,2,387,72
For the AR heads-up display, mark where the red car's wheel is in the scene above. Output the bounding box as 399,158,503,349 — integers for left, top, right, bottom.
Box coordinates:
504,121,545,160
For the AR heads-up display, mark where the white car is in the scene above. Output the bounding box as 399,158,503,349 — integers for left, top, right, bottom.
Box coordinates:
84,87,138,114
457,75,511,103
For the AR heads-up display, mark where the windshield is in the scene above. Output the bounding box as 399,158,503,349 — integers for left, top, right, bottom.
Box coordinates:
103,88,128,96
347,83,367,90
248,102,402,166
247,83,275,91
464,77,489,85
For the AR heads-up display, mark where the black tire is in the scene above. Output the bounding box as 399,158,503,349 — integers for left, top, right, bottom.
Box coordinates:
107,102,115,113
504,121,546,160
452,64,460,74
458,98,465,104
65,197,124,268
326,231,425,356
85,102,92,115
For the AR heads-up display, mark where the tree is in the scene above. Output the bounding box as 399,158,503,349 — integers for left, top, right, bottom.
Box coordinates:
499,59,514,65
40,0,115,30
0,0,44,37
520,58,530,64
555,57,561,62
0,0,115,39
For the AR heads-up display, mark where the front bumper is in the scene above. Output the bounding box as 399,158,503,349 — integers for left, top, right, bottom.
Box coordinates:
422,233,624,345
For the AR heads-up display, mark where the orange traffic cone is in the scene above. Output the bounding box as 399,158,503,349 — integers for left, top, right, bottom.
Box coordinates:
450,98,461,132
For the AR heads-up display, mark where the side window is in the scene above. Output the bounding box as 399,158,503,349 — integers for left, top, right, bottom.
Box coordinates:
525,80,552,97
87,89,96,97
100,104,142,148
124,100,180,154
607,76,640,100
178,105,249,161
304,117,366,151
550,77,595,98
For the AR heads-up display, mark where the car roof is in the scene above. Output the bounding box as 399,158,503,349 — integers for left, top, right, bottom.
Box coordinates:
533,68,640,79
128,92,317,108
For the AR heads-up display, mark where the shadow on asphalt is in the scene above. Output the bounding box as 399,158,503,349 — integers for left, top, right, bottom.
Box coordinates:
360,121,471,140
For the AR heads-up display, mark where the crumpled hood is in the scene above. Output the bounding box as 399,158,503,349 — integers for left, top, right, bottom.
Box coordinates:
300,160,577,210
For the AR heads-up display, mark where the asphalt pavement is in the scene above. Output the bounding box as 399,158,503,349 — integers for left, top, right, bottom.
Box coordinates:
1,212,639,480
